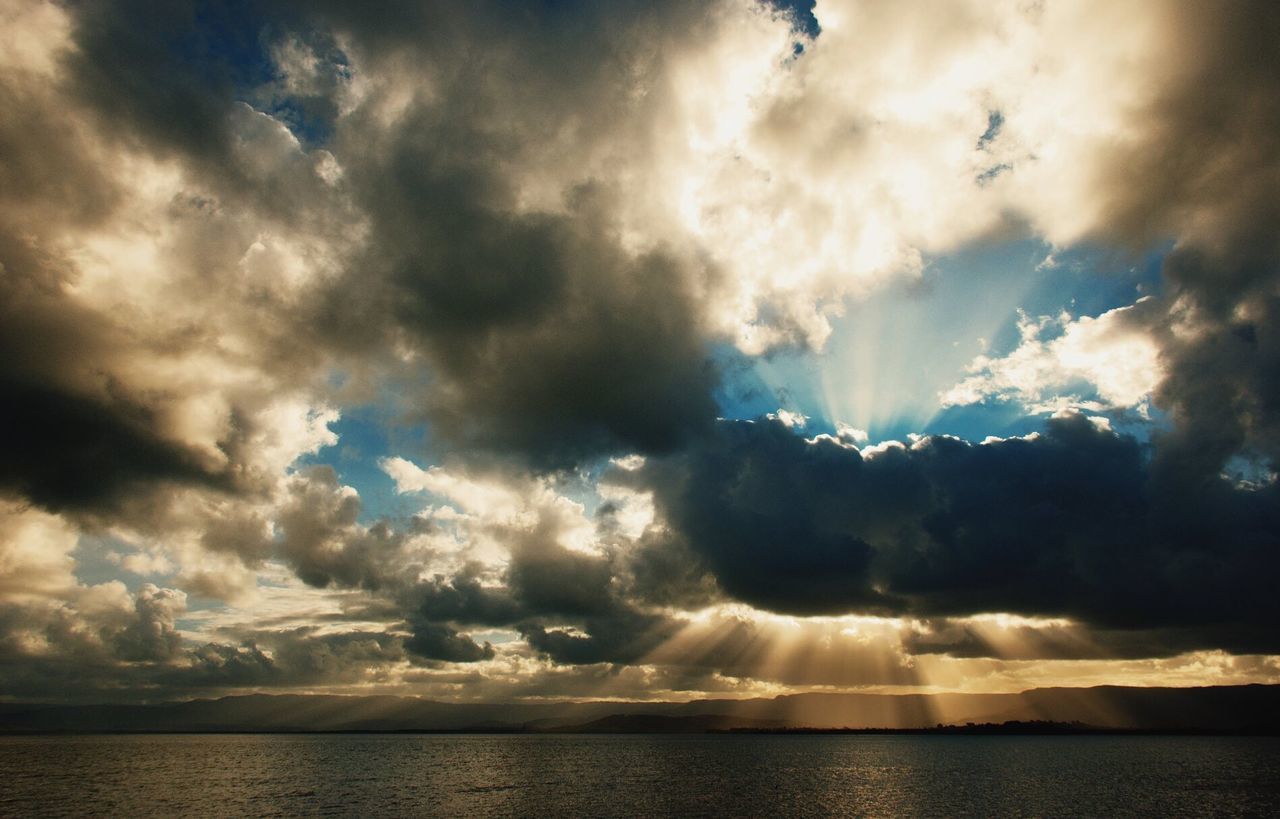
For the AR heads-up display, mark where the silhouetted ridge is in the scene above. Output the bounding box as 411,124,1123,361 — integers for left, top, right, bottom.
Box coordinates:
2,685,1277,734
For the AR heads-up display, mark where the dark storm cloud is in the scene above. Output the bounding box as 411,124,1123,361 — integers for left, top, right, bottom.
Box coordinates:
403,622,494,663
415,564,525,627
902,619,1280,662
1150,294,1280,496
66,0,299,172
265,629,410,678
66,0,355,234
333,175,719,465
0,376,233,512
60,0,724,468
318,34,723,465
634,419,918,616
519,608,675,666
1086,2,1280,485
1091,3,1279,263
493,514,684,665
62,0,699,181
0,54,237,513
636,414,1280,651
0,234,234,513
63,0,568,168
256,465,666,667
194,626,491,682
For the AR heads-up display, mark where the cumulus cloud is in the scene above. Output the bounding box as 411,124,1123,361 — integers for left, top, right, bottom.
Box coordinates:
112,584,187,662
940,300,1162,414
394,463,686,667
275,466,419,591
404,622,495,664
0,2,346,523
0,502,203,696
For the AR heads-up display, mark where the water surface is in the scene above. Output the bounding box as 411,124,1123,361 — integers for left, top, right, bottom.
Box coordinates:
2,734,1277,817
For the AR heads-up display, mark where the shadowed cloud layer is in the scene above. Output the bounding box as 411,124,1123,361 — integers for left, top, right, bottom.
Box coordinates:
635,414,1280,651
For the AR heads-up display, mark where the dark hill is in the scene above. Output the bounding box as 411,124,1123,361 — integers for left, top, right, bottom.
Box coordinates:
2,684,1277,734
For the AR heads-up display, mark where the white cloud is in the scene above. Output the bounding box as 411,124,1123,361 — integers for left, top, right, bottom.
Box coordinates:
0,503,79,600
836,423,869,444
769,408,808,429
381,457,604,561
381,457,526,520
939,300,1161,413
556,0,1187,353
0,0,70,76
609,454,647,472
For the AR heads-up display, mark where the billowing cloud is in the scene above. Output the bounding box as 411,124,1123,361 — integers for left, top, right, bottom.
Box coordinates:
940,300,1162,414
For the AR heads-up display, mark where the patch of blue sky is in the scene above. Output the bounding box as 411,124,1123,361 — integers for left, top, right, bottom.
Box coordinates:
175,1,279,91
250,30,350,148
163,0,342,147
976,110,1005,150
258,82,344,148
72,535,233,614
297,403,429,524
71,533,163,593
1011,241,1167,335
716,237,1170,444
765,0,820,39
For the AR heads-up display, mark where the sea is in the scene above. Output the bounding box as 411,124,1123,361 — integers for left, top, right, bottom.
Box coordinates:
1,734,1277,817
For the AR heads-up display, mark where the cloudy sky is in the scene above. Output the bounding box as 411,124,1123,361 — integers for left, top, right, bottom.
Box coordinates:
2,0,1278,704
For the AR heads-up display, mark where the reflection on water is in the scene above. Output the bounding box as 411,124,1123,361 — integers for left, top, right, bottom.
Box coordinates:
2,734,1278,817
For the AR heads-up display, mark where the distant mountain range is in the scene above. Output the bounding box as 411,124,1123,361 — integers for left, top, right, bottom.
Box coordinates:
2,685,1277,734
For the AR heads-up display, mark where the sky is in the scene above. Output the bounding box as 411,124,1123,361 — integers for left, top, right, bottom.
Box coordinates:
1,0,1278,704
